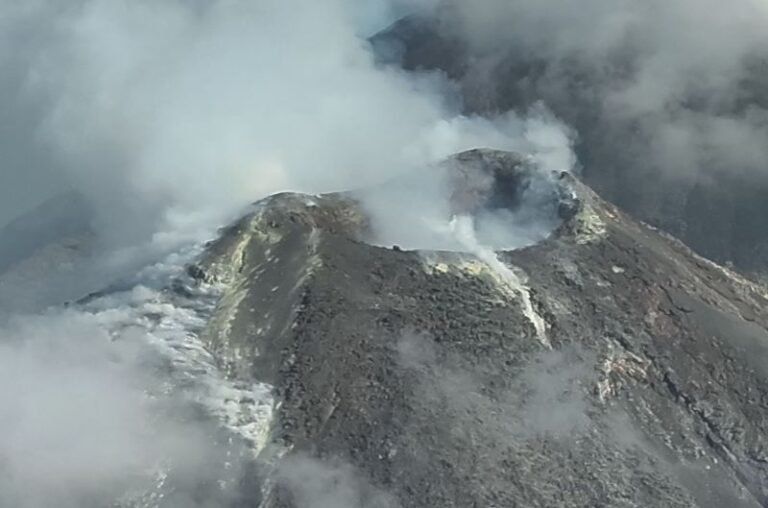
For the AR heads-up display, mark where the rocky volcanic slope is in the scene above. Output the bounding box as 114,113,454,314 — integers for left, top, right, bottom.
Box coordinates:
186,149,768,507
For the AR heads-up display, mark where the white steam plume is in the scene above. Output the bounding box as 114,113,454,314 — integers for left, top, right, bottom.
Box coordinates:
0,1,576,506
440,0,768,180
0,307,238,508
1,0,573,246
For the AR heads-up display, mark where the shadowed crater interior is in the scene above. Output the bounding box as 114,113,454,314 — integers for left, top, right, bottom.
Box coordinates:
358,148,575,252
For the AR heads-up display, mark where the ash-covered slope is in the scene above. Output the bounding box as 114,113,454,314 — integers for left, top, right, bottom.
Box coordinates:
190,149,768,507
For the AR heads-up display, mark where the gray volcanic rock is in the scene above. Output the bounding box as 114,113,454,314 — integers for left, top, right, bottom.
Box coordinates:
189,149,768,507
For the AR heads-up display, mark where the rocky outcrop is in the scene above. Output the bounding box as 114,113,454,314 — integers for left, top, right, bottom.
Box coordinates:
187,149,768,507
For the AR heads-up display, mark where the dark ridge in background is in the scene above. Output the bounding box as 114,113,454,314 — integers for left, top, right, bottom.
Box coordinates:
372,13,768,274
0,190,91,276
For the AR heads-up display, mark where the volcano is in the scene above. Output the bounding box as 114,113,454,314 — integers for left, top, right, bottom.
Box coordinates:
155,149,768,507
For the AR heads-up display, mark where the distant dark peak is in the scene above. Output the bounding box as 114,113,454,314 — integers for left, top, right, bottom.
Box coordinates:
0,190,93,275
373,11,768,274
370,14,467,77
